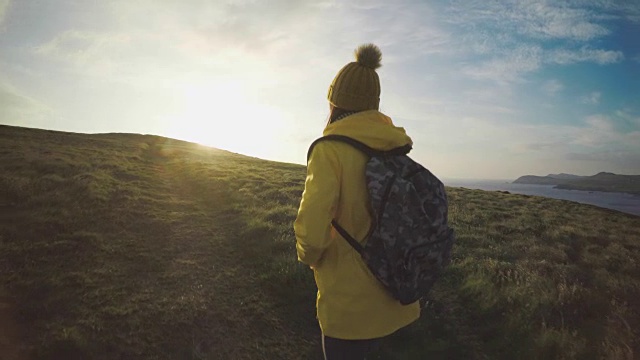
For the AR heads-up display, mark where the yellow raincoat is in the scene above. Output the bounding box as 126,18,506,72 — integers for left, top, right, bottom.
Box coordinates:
294,110,420,340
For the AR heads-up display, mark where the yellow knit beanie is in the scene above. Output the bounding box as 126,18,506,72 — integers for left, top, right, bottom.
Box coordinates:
327,43,382,111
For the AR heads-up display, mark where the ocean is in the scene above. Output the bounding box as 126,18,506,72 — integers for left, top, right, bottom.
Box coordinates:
443,179,640,217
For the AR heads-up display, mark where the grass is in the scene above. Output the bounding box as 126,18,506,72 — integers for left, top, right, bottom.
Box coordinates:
0,124,639,359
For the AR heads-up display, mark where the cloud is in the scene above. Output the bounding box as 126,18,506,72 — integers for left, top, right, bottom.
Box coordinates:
0,82,52,125
432,110,640,177
566,150,640,169
0,0,9,26
615,109,640,128
510,1,611,41
571,114,640,148
446,0,613,41
463,45,542,82
460,45,623,84
547,46,624,65
32,25,287,88
616,1,640,24
311,0,385,10
521,140,567,151
543,79,563,95
580,91,601,104
34,30,131,64
472,112,639,165
441,1,626,85
368,3,453,58
84,1,453,79
584,114,613,131
29,0,457,104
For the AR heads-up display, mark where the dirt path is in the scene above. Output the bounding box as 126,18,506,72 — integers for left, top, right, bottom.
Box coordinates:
0,293,30,360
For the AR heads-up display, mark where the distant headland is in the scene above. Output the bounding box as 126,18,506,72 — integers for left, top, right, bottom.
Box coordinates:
513,172,640,195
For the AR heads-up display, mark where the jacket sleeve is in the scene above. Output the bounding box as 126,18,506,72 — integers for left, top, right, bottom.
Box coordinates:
294,142,341,266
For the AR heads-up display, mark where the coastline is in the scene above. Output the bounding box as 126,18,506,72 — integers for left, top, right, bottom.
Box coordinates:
513,173,640,196
553,184,640,197
443,179,640,217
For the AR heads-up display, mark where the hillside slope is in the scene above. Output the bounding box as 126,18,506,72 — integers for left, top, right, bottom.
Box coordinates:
1,125,639,360
555,172,640,194
0,125,316,359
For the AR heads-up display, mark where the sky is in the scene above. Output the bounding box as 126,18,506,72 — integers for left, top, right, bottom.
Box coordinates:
0,0,639,180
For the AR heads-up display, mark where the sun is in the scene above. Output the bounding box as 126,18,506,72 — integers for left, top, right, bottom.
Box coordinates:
165,80,288,160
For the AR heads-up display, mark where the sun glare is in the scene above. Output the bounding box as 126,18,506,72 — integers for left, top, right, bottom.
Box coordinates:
165,81,289,160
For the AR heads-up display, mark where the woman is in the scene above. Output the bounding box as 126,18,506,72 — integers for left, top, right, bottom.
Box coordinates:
294,44,420,360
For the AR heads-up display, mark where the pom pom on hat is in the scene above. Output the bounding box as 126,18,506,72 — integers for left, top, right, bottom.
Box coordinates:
354,43,382,69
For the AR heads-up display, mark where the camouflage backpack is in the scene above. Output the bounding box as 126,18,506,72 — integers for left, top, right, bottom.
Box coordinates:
307,135,455,305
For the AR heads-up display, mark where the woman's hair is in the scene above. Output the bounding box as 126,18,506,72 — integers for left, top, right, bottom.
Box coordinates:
327,106,358,125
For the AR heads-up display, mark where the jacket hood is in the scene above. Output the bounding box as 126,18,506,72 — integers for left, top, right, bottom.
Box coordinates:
323,110,412,151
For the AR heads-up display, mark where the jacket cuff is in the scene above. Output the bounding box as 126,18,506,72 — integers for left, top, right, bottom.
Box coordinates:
296,241,322,266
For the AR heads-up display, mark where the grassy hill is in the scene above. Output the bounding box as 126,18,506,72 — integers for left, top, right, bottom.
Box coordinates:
1,124,639,360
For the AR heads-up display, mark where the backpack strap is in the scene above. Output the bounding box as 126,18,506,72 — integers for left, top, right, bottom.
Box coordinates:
307,134,412,163
331,220,364,255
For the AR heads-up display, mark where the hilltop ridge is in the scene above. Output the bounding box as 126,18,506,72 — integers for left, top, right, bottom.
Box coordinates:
547,173,585,180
